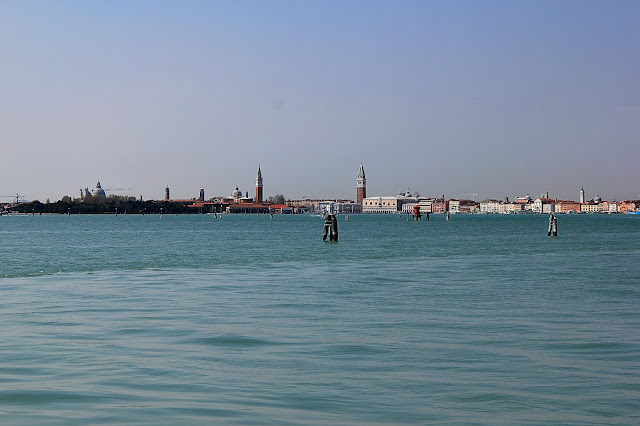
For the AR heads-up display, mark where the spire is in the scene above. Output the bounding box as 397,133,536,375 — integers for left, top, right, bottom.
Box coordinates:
256,164,263,187
255,164,264,203
356,162,366,206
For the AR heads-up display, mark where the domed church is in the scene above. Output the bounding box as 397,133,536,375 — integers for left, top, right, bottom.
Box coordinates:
232,187,243,200
91,180,106,198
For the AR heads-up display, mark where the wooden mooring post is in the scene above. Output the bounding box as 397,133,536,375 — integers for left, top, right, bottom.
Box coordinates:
548,213,558,237
322,214,338,241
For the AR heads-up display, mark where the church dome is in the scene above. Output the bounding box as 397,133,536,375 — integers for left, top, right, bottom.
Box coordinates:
92,180,106,197
594,194,602,203
232,187,242,199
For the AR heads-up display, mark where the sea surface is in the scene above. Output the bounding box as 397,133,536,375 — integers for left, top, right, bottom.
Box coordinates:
1,213,639,424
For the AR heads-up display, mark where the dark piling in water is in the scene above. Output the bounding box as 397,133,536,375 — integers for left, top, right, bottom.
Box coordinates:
548,213,558,237
322,214,338,241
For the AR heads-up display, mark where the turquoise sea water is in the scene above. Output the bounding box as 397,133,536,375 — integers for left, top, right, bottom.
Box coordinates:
1,213,639,424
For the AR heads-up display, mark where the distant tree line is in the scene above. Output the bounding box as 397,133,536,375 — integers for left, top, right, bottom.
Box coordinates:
8,195,225,214
267,194,286,205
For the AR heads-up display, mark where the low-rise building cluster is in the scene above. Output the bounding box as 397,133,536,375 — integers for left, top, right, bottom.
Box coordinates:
356,164,638,214
361,192,639,214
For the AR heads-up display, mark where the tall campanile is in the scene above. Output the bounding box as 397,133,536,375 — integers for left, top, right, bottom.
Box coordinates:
256,164,263,203
357,162,366,207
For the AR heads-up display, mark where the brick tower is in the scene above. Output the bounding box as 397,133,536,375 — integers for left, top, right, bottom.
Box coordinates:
255,164,263,203
357,162,366,207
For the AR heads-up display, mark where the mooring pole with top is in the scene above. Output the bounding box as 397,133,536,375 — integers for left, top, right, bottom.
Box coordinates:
548,213,558,237
322,214,338,241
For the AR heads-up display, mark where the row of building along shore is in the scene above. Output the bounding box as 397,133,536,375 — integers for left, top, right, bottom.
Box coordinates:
357,163,639,214
3,164,639,214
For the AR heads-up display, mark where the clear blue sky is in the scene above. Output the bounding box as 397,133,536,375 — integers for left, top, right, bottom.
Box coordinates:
1,0,638,202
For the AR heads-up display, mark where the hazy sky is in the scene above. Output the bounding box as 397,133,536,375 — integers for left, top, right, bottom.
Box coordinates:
1,0,638,202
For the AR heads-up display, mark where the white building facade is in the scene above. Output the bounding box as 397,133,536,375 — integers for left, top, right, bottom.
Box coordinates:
362,197,399,213
479,199,501,213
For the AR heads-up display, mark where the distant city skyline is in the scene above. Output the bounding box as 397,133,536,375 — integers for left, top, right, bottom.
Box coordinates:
10,163,636,205
1,1,638,202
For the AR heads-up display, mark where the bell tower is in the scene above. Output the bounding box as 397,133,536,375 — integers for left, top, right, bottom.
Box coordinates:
357,162,366,207
256,165,263,203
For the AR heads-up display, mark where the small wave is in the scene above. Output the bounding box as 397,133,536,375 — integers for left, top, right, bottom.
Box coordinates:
545,341,630,352
187,335,279,347
0,389,98,404
317,343,388,356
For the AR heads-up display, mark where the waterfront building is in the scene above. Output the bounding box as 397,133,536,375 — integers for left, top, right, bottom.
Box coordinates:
396,189,418,212
448,199,460,214
533,198,557,214
618,201,638,213
401,199,424,214
362,190,423,214
286,199,359,213
542,202,556,214
188,201,225,213
459,200,478,213
555,201,581,213
255,165,263,204
449,199,479,214
362,196,398,213
226,203,271,214
581,202,599,213
225,203,303,214
532,198,543,214
357,162,366,208
401,196,443,214
417,198,433,214
479,199,501,214
431,198,448,214
599,201,617,213
318,201,361,214
401,202,415,214
292,205,310,214
501,202,523,214
269,204,294,214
